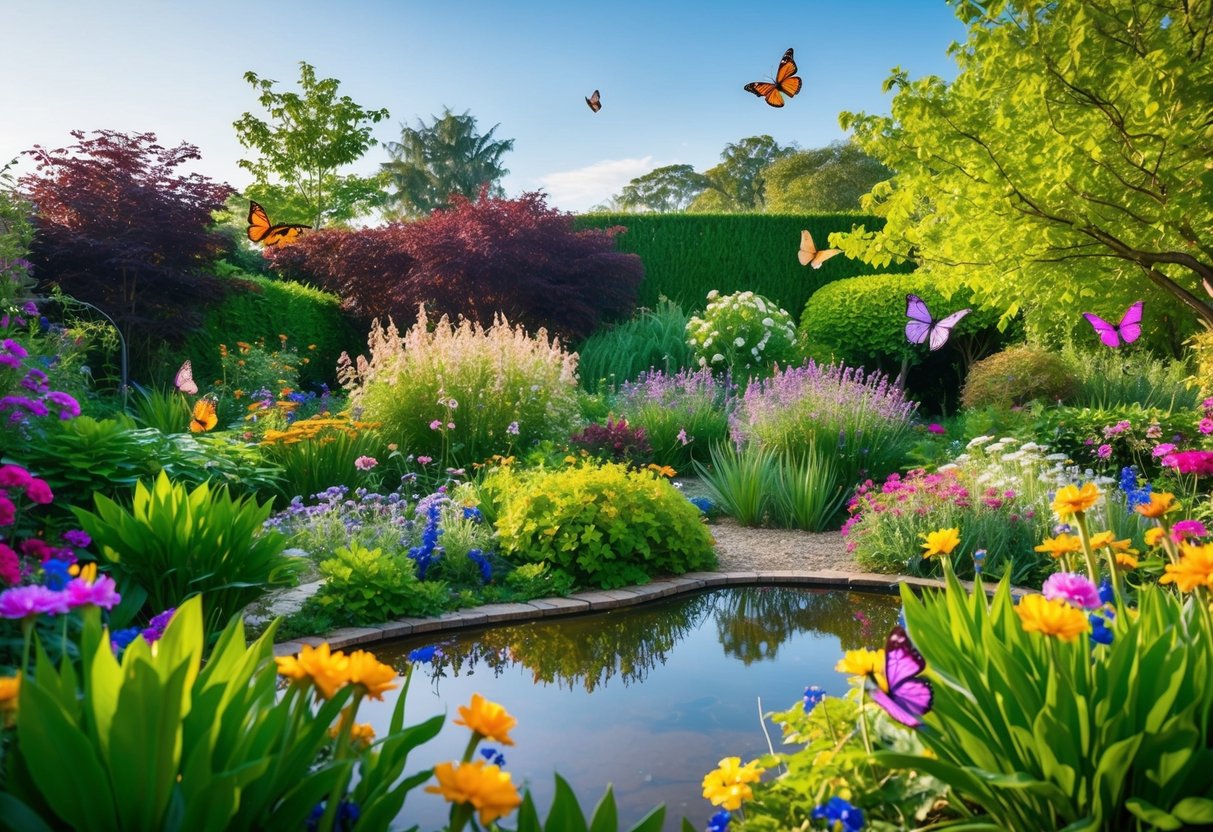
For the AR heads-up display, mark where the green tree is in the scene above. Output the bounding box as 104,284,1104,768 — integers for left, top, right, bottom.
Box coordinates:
233,61,390,228
836,0,1213,337
688,135,796,212
764,141,892,212
616,164,710,212
381,108,515,217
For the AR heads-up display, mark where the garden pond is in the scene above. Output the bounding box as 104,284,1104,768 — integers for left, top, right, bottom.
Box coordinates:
356,586,903,829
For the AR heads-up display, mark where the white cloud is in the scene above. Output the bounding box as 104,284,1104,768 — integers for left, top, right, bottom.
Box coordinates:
536,156,662,212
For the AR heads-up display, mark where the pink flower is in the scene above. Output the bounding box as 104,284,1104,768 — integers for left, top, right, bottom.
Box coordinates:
65,575,121,610
0,495,13,526
429,420,442,430
0,585,70,618
927,423,946,435
447,422,455,430
0,543,19,586
1200,418,1213,435
1042,572,1101,610
1162,450,1213,476
1152,443,1177,458
1097,444,1112,460
0,465,32,489
417,456,433,465
1170,519,1208,541
354,455,378,471
24,478,53,504
677,428,689,445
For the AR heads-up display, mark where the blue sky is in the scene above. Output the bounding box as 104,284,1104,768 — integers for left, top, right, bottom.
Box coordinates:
2,0,966,212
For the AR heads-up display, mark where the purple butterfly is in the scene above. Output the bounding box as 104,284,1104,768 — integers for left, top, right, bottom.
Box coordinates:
905,294,970,351
867,626,933,728
1082,301,1143,348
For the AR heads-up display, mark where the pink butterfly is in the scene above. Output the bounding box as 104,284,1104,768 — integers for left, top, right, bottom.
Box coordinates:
905,294,970,352
174,360,198,395
1082,301,1143,348
867,626,933,728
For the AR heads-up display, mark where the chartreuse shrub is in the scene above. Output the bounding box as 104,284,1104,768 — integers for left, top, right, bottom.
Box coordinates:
575,298,695,392
686,290,798,379
483,460,716,589
72,472,301,635
961,344,1080,409
341,307,581,469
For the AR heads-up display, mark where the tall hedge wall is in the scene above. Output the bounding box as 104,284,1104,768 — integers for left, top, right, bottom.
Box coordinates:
573,213,913,317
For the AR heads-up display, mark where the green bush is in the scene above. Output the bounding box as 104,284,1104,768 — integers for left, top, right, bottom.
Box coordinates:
72,472,302,635
961,344,1080,409
686,290,799,378
485,460,716,589
1032,403,1194,478
575,299,695,392
1067,346,1198,413
259,413,390,502
572,212,912,318
303,542,450,626
611,367,734,470
693,442,778,527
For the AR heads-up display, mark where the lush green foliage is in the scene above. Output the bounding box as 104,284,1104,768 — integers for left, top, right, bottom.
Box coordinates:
305,542,449,626
686,290,798,378
341,309,581,468
0,159,33,260
763,140,893,213
614,164,709,212
233,61,390,227
485,461,716,589
686,135,796,212
575,299,695,392
573,212,913,314
961,344,1080,409
1032,403,1195,479
128,385,192,434
837,0,1213,339
611,368,734,469
1067,347,1198,413
693,442,778,526
73,472,300,633
259,414,390,502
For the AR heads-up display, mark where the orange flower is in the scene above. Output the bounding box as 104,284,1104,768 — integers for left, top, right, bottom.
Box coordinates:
1052,483,1100,519
1145,527,1166,547
345,650,398,700
1116,552,1139,570
1160,543,1213,593
274,643,349,699
1136,492,1177,519
1034,534,1083,558
1015,594,1089,641
454,693,517,745
0,673,20,727
425,761,521,826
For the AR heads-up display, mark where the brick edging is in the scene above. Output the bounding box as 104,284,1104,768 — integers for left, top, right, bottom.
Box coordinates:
270,569,1003,658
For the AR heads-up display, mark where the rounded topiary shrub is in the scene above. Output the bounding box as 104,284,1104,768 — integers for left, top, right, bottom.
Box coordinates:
686,290,798,378
482,460,716,589
960,344,1080,409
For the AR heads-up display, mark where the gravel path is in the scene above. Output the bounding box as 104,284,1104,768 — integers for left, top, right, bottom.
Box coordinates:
708,517,854,572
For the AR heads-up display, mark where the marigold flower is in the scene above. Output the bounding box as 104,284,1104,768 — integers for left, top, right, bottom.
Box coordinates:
1052,483,1100,519
1087,530,1115,549
1135,491,1177,519
1144,527,1166,547
701,757,765,811
330,718,376,749
425,761,522,826
454,693,517,745
1116,553,1139,570
0,673,19,726
345,650,398,700
1015,594,1089,641
274,643,349,700
1159,543,1213,593
1034,534,1083,558
920,527,960,558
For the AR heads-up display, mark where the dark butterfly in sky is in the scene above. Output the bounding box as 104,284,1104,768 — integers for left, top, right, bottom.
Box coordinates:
174,359,198,395
744,48,802,108
1082,301,1143,348
798,230,840,268
905,294,970,352
867,626,933,728
585,89,601,113
247,201,311,248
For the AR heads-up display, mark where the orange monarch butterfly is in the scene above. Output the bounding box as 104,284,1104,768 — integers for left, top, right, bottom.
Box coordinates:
174,359,198,395
744,48,802,108
585,89,601,113
247,201,311,247
189,397,218,433
798,230,841,268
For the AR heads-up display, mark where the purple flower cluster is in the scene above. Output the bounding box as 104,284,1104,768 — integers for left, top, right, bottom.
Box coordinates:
110,607,177,655
616,366,735,411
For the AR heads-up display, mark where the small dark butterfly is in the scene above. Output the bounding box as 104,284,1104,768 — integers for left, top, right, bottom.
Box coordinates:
585,89,601,113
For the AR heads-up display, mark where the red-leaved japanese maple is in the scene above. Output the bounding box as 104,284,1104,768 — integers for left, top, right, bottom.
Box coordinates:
269,190,643,341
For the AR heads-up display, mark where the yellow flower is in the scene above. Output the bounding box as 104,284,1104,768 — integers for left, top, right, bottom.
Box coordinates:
0,673,20,726
1034,534,1083,558
646,463,677,478
835,648,885,683
454,693,517,746
69,562,98,583
1160,543,1213,593
1136,491,1177,519
329,717,376,749
1052,483,1101,519
345,650,398,701
274,643,349,700
920,527,960,558
1116,552,1139,570
1087,530,1115,549
1145,527,1166,547
1015,594,1089,642
701,757,765,811
425,761,522,826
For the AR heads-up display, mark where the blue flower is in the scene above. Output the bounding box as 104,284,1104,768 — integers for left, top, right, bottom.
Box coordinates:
41,558,72,591
468,549,493,583
1089,613,1114,646
706,809,731,832
812,796,864,831
972,548,987,577
408,645,441,663
110,627,141,655
463,506,484,523
1098,578,1115,606
306,799,361,832
689,496,714,514
480,746,506,766
803,685,826,713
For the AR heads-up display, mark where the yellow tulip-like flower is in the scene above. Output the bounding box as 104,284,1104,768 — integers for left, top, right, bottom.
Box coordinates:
1145,527,1166,547
1015,594,1089,642
1135,491,1177,519
345,650,398,700
0,673,20,727
1034,534,1083,559
1159,543,1213,593
1052,483,1101,519
920,527,961,558
425,761,522,826
701,757,765,811
454,693,517,746
274,643,350,700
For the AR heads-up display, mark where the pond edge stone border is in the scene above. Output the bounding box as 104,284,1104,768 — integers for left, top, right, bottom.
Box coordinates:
272,570,1020,658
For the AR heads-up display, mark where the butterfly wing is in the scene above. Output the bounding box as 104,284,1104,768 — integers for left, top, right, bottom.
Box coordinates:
189,398,217,433
261,224,309,247
884,626,927,688
174,360,198,395
868,678,934,728
1083,312,1122,348
798,230,816,266
1117,301,1144,344
810,248,841,269
586,90,601,112
774,48,802,97
247,201,272,243
905,294,933,344
744,81,784,107
927,308,971,351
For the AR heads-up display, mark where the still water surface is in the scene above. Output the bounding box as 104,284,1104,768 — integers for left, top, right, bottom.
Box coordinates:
356,587,902,830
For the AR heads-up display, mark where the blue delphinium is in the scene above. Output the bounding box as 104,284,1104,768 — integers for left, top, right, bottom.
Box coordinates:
41,558,72,591
812,796,865,831
803,685,826,713
706,809,731,832
468,549,493,583
1119,466,1153,509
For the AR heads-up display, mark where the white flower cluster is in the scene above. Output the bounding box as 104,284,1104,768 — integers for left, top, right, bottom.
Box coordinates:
686,290,797,372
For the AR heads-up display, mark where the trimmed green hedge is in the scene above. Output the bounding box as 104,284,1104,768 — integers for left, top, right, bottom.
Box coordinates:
573,212,912,318
170,274,362,390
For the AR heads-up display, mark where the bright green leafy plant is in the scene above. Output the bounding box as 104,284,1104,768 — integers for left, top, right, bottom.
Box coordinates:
303,542,450,627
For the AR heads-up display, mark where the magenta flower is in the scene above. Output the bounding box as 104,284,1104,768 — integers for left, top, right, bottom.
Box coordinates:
1097,444,1112,460
354,455,378,471
1170,519,1208,541
65,575,121,610
45,391,80,420
1152,443,1177,458
61,529,91,548
0,465,32,489
0,585,71,618
927,423,946,435
417,455,433,465
1163,450,1213,476
1042,572,1101,610
24,478,53,505
1200,418,1213,436
0,495,13,527
0,543,19,586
